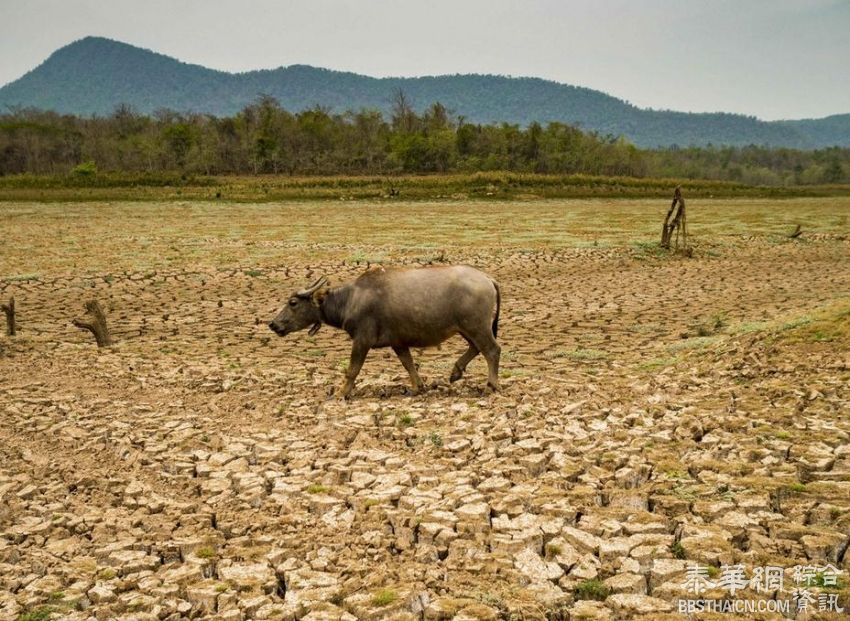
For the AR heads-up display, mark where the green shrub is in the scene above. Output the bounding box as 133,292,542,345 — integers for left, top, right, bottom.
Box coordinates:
372,589,398,606
195,546,216,559
574,579,610,601
72,160,97,178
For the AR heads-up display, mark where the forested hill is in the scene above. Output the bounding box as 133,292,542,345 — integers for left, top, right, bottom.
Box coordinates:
1,36,847,148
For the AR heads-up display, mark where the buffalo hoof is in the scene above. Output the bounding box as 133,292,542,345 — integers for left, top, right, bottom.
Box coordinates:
408,382,426,396
449,369,463,383
334,385,353,400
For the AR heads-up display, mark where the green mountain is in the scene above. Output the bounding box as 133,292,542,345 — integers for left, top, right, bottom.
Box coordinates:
1,36,847,148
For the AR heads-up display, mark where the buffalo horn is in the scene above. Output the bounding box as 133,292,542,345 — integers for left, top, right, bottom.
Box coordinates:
297,276,328,297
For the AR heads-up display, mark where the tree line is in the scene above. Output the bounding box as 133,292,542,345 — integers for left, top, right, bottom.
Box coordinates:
1,95,847,185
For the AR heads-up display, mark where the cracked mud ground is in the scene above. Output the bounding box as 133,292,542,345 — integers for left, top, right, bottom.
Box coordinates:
1,198,849,621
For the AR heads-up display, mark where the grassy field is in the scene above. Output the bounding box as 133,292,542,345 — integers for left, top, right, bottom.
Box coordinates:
2,197,848,277
1,197,848,619
2,171,850,202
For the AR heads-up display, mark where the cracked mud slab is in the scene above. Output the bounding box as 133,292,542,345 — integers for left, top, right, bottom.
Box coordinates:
1,198,849,620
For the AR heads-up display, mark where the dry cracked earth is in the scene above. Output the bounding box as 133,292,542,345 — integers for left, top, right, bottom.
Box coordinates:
1,199,849,621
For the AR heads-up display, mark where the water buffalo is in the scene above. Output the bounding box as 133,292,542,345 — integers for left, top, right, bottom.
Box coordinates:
269,265,501,398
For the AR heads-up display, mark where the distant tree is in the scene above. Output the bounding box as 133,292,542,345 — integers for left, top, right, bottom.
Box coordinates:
822,158,844,183
252,95,282,173
1,102,849,181
391,89,417,134
456,123,477,158
111,103,143,138
423,102,451,132
348,109,389,172
525,121,542,165
162,123,194,169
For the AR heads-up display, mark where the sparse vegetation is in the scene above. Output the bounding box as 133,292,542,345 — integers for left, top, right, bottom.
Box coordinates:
6,274,40,282
664,469,691,480
17,608,54,621
195,546,216,559
554,348,608,361
347,250,389,265
371,589,399,606
637,356,678,371
574,579,611,601
812,572,844,590
667,336,719,352
631,240,668,259
71,160,97,178
780,316,813,331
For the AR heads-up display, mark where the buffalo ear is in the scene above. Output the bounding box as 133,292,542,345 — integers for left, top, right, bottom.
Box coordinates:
311,288,328,307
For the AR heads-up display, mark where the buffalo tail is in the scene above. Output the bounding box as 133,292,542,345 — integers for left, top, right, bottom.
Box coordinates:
492,280,500,338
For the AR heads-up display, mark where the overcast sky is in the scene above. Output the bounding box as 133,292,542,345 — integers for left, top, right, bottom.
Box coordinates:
1,0,848,120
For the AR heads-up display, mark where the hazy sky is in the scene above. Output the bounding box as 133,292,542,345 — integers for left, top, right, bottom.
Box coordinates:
1,0,848,120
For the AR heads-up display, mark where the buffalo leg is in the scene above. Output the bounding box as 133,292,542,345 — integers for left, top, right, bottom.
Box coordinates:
465,330,501,392
393,346,424,393
482,339,501,391
450,343,479,382
337,342,369,399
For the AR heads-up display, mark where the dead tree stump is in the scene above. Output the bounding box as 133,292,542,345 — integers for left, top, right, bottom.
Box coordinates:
1,297,14,336
661,186,689,253
73,300,112,347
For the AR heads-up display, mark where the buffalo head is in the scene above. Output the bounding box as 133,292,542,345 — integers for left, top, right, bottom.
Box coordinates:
269,276,328,337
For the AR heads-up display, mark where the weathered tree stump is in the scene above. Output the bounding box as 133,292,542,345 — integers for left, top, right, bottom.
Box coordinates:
661,186,689,252
1,297,14,336
72,300,112,347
